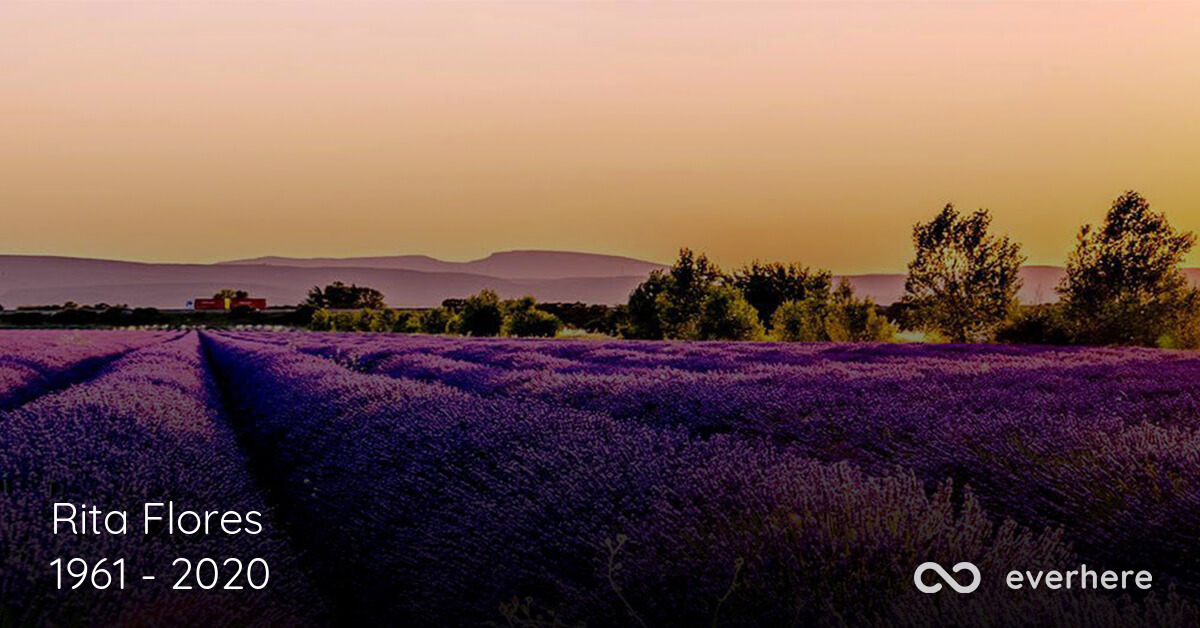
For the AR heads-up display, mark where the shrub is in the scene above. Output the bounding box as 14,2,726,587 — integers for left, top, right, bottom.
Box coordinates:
623,271,669,339
696,285,764,340
625,249,722,340
1159,289,1200,350
731,261,832,327
455,290,503,337
388,310,420,333
502,296,564,338
770,297,827,342
309,309,334,331
997,304,1072,345
305,281,387,309
824,279,896,342
657,249,723,339
419,308,452,334
772,281,895,342
539,302,624,336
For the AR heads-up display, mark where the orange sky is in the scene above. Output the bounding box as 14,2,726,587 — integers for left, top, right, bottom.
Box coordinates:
2,1,1198,273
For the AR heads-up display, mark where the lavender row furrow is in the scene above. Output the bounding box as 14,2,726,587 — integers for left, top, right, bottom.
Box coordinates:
201,333,1194,626
0,333,328,627
226,332,1200,595
0,330,176,409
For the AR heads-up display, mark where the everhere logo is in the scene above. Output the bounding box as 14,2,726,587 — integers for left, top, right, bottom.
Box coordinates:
913,562,982,594
913,562,1153,594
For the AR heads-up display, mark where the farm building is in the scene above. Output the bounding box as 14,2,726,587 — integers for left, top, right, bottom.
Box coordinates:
191,297,267,310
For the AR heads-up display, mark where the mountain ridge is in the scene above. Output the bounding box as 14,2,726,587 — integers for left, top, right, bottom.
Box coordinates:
0,253,1196,309
0,251,664,308
218,250,665,279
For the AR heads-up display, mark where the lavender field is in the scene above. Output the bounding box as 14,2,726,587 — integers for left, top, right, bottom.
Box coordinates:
2,330,1199,627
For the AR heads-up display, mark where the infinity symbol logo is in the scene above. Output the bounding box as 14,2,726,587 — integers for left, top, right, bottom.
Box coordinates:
913,561,981,594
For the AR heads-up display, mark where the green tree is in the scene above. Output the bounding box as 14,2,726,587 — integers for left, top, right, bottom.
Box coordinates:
309,309,334,331
454,289,504,337
1162,291,1200,350
305,282,386,309
770,297,827,342
624,248,723,339
388,310,420,333
1058,191,1197,346
901,204,1024,342
214,288,250,300
656,248,723,339
731,261,832,327
996,303,1072,346
771,281,895,343
823,279,896,342
696,284,764,340
502,295,564,338
419,307,452,334
623,270,670,339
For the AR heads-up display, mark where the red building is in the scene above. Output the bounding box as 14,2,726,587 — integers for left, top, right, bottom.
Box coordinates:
191,297,267,310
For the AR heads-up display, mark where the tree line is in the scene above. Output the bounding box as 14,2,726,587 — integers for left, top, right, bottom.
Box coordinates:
308,290,565,338
290,190,1200,347
623,190,1197,347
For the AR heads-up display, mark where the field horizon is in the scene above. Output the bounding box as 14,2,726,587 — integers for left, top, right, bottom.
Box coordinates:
3,251,1198,309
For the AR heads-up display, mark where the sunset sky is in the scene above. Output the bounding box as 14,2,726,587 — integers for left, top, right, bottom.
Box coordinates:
2,1,1198,273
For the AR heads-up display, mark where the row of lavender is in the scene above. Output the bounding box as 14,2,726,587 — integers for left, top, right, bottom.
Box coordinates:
232,332,1200,580
4,330,1197,625
0,332,326,626
208,332,1199,625
0,330,178,410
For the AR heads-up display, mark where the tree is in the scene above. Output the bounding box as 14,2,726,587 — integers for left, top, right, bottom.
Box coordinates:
657,248,723,339
696,285,764,340
624,248,724,340
214,288,250,300
1163,291,1200,350
419,308,452,334
1058,191,1197,346
502,296,563,338
770,280,895,343
309,309,334,331
731,261,832,327
823,279,896,342
901,204,1024,342
451,289,504,337
770,298,827,342
305,282,386,309
537,302,623,336
624,270,670,339
996,303,1072,346
388,310,420,334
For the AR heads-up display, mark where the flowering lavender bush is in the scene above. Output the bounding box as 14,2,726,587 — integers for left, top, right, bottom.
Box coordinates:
0,330,174,409
203,333,1198,626
4,330,1198,626
0,333,326,626
230,334,1200,598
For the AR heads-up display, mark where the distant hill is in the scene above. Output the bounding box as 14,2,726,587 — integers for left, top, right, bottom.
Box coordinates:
0,253,1195,309
0,252,665,308
220,250,665,280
